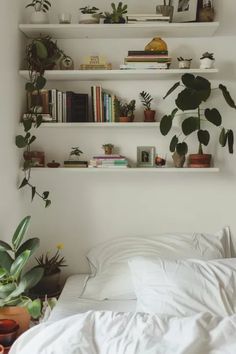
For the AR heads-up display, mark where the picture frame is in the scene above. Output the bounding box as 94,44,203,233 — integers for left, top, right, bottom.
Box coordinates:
137,146,156,168
172,0,198,23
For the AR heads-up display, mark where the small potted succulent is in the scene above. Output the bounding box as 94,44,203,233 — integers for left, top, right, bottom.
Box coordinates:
79,6,101,24
139,91,156,122
102,2,128,24
69,147,83,160
26,0,51,24
177,57,192,69
102,144,114,155
114,98,136,122
200,52,215,69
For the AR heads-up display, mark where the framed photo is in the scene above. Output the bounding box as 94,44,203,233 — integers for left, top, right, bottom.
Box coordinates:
172,0,198,23
137,146,155,167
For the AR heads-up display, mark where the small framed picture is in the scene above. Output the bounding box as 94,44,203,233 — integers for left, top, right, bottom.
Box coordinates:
172,0,198,22
137,146,155,167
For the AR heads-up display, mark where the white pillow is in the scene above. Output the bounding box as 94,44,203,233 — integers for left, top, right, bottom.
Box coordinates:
129,257,236,317
81,228,232,300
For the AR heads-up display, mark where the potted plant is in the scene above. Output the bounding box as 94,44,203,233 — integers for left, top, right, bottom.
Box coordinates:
0,216,44,335
102,144,114,155
139,91,156,122
69,147,83,160
200,52,215,69
33,245,67,295
101,2,128,24
160,73,235,168
177,57,192,69
79,6,101,24
156,0,174,21
114,98,136,122
26,0,51,24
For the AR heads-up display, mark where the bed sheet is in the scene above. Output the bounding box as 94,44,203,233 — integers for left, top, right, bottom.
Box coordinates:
48,274,136,322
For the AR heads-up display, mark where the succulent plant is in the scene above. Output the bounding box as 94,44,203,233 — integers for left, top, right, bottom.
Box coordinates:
102,2,128,23
200,52,214,60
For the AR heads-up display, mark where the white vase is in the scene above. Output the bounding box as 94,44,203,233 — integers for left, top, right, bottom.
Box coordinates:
79,14,99,24
200,58,215,69
30,10,49,24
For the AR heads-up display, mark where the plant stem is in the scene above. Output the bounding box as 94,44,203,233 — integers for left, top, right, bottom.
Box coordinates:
198,107,203,154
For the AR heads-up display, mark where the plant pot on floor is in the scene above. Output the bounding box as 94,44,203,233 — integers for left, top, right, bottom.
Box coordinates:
33,270,61,295
188,154,212,168
0,307,30,336
144,110,156,122
30,10,49,24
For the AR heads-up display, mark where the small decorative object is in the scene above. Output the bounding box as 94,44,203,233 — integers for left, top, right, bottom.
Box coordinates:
64,147,88,167
102,144,114,155
26,0,51,24
47,160,60,168
0,319,19,348
172,151,186,168
114,98,136,122
155,155,166,167
102,2,128,24
137,146,156,167
198,0,215,22
177,57,192,69
145,37,168,52
79,6,101,24
34,244,67,295
80,56,112,70
160,73,236,168
23,151,45,167
200,52,215,69
59,56,74,70
172,0,198,23
156,0,174,22
139,91,156,122
69,147,83,160
58,12,72,24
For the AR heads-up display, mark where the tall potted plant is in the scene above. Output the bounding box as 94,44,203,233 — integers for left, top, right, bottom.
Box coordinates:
139,91,156,122
160,73,235,167
26,0,51,24
0,216,43,334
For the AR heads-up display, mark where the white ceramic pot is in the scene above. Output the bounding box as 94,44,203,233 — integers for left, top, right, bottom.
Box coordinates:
179,60,191,69
30,10,49,24
200,58,215,69
79,13,99,24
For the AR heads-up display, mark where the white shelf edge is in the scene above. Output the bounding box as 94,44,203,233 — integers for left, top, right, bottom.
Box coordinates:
36,122,160,127
30,167,220,173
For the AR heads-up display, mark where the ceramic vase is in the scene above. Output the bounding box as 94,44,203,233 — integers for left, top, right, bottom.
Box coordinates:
79,14,99,24
145,37,168,52
200,58,215,69
172,152,185,168
30,11,49,24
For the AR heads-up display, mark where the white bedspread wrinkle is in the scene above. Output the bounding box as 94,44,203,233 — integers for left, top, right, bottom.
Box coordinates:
10,311,236,354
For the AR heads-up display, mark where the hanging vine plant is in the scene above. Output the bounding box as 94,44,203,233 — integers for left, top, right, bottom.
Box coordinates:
16,36,67,207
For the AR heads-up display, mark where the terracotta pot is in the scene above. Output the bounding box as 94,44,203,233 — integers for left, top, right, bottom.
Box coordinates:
188,154,212,168
33,270,61,295
119,116,132,123
144,110,156,122
0,320,19,347
172,152,185,168
0,307,30,336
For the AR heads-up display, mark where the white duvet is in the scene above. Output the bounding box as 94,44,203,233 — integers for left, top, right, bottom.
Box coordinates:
10,311,236,354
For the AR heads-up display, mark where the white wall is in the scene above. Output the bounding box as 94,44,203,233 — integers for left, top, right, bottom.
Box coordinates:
19,0,236,275
0,1,26,239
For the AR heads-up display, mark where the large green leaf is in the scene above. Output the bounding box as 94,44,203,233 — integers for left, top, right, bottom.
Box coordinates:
176,89,201,111
170,135,179,153
163,82,180,100
205,108,222,126
23,119,33,132
4,283,26,301
15,135,28,148
227,129,234,154
0,240,12,252
0,283,16,299
198,130,210,146
12,216,31,250
182,117,199,135
0,268,6,279
20,267,44,290
27,299,42,320
34,40,48,59
182,73,195,88
35,75,46,90
0,251,14,273
15,238,40,258
219,84,236,109
10,250,31,279
160,115,173,136
219,128,227,147
176,142,188,156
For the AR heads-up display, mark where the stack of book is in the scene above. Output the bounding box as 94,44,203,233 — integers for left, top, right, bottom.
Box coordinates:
91,86,116,123
120,50,171,70
89,155,129,168
127,13,170,23
64,160,88,168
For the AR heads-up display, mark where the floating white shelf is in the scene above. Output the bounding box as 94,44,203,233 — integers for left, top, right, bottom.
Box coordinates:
19,69,218,81
37,122,160,128
32,167,220,173
19,22,219,39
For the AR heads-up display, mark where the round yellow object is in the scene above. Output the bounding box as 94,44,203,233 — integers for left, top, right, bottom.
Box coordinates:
145,37,168,52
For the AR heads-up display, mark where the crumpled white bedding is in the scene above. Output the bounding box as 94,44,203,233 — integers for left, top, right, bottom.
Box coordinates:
10,311,236,354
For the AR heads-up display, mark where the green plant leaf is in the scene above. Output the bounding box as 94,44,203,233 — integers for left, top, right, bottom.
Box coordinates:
20,266,44,291
35,115,43,127
0,268,6,279
10,250,31,279
45,199,51,208
27,299,42,319
219,128,227,147
12,216,31,250
176,142,188,156
34,40,48,59
182,117,199,135
0,240,12,252
198,130,210,146
25,82,35,92
23,119,33,132
29,135,36,145
227,129,234,154
170,135,179,153
42,191,49,200
219,84,236,109
176,89,201,111
35,76,46,90
0,283,16,299
182,73,195,88
160,115,173,136
31,186,36,201
0,251,14,273
15,135,28,148
205,108,222,126
15,238,40,258
163,81,180,99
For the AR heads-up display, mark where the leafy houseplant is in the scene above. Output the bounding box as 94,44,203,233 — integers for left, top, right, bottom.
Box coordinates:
102,2,128,24
69,147,83,160
160,73,235,167
200,52,215,69
0,216,44,327
139,91,156,122
114,98,136,122
26,0,51,24
79,6,101,24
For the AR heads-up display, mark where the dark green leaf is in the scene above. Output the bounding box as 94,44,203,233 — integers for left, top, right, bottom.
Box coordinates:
0,240,12,252
163,81,180,99
31,186,36,201
198,130,210,146
29,135,36,145
12,216,31,250
35,40,48,59
205,108,222,126
176,89,201,111
25,82,35,92
35,115,43,127
0,251,14,273
27,299,42,319
176,142,188,156
0,283,16,299
160,115,173,136
21,267,44,291
15,238,40,258
19,178,28,189
227,129,234,154
45,199,51,208
15,135,27,148
35,76,46,90
0,268,6,280
170,135,178,153
182,117,199,135
219,128,227,147
42,191,49,200
182,73,195,88
10,250,31,278
219,84,236,109
23,119,33,132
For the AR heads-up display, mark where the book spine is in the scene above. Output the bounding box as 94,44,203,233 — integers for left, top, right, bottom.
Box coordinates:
57,91,62,123
66,91,73,122
111,95,115,123
96,86,100,122
62,92,67,122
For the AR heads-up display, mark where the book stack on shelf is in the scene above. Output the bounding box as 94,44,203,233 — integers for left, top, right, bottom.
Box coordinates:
127,13,170,23
120,50,171,70
91,86,116,123
89,155,129,169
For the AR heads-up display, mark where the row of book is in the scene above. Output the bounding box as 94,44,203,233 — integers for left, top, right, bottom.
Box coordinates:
89,155,129,169
127,13,171,23
91,86,116,123
120,50,172,70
